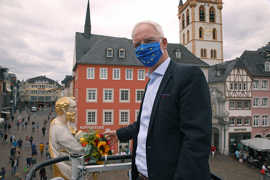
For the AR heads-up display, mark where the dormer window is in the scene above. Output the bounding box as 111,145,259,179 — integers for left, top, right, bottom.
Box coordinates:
265,61,270,72
106,48,113,58
175,49,182,59
119,48,126,58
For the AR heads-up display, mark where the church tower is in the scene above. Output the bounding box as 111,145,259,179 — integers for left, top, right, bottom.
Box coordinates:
178,0,224,65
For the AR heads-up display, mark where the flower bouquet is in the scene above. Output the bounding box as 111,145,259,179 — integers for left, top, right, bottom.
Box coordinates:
79,130,112,164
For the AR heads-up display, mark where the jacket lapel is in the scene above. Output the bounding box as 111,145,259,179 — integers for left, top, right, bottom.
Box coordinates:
147,60,175,137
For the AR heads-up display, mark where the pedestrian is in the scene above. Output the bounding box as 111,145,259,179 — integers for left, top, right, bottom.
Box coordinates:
16,121,20,131
32,121,35,133
32,143,37,157
7,123,11,131
12,139,17,148
37,121,40,131
107,21,212,180
235,149,240,161
28,115,30,122
10,147,16,158
42,126,46,137
211,144,217,159
29,136,33,145
17,138,23,149
3,133,7,144
39,167,47,180
25,121,28,129
0,167,6,180
39,142,44,158
45,142,50,160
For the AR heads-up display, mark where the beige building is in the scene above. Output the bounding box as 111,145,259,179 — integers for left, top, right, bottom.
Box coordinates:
178,0,224,65
20,76,62,108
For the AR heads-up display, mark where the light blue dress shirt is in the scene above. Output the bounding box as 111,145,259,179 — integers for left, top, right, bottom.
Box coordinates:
135,58,171,177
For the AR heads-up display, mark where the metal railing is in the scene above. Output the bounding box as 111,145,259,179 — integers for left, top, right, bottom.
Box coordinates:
26,154,222,180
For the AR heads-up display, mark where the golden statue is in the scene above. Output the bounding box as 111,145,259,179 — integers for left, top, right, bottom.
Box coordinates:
49,97,83,180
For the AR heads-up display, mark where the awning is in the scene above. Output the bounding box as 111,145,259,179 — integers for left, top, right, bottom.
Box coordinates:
1,111,10,114
0,118,4,124
241,138,270,152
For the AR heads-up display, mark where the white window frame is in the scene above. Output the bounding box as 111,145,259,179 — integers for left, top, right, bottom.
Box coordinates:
86,109,97,125
112,68,120,80
253,80,259,89
137,69,145,80
262,97,268,107
86,67,95,80
262,115,269,127
265,61,270,72
253,115,260,127
103,88,114,103
229,118,235,127
236,118,242,126
106,48,113,57
103,109,114,125
86,88,97,102
253,97,260,107
119,89,130,103
119,48,126,58
135,89,144,103
119,110,130,125
100,68,108,80
244,118,250,126
262,80,269,89
125,69,133,80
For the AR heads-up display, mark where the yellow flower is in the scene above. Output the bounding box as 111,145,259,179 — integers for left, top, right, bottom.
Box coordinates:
96,134,101,139
97,141,110,156
80,137,87,143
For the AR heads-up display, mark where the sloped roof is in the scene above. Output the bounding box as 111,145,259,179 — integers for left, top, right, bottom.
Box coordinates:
240,50,270,77
26,76,61,87
74,32,209,69
208,59,236,83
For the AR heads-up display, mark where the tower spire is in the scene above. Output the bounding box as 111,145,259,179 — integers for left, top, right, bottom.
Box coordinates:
179,0,183,6
84,0,91,35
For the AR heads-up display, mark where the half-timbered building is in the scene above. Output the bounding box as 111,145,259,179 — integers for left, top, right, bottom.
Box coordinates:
209,59,253,155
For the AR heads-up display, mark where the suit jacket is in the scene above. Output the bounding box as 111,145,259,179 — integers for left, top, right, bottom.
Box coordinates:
117,60,212,180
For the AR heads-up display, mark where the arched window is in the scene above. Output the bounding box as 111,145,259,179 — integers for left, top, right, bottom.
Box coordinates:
204,49,207,58
201,49,204,57
201,48,207,58
186,9,190,26
209,7,216,23
211,49,217,59
183,33,185,44
213,28,217,40
199,6,205,21
182,14,185,29
265,61,270,72
187,30,190,42
199,27,204,39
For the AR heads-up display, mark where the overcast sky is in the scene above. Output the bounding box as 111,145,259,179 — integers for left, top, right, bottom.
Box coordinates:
1,0,270,82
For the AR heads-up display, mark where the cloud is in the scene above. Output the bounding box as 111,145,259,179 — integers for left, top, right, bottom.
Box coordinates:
0,0,269,82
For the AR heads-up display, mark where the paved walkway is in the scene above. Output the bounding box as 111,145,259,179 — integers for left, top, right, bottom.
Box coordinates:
0,108,265,180
210,153,262,180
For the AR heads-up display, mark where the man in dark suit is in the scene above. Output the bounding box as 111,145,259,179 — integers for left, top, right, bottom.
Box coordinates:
109,21,212,180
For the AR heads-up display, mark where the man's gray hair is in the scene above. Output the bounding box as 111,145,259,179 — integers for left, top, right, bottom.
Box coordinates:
131,20,165,39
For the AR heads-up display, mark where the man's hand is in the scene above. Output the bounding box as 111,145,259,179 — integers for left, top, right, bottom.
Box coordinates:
104,129,118,145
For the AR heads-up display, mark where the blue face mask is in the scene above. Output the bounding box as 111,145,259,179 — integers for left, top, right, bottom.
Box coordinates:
135,42,163,67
